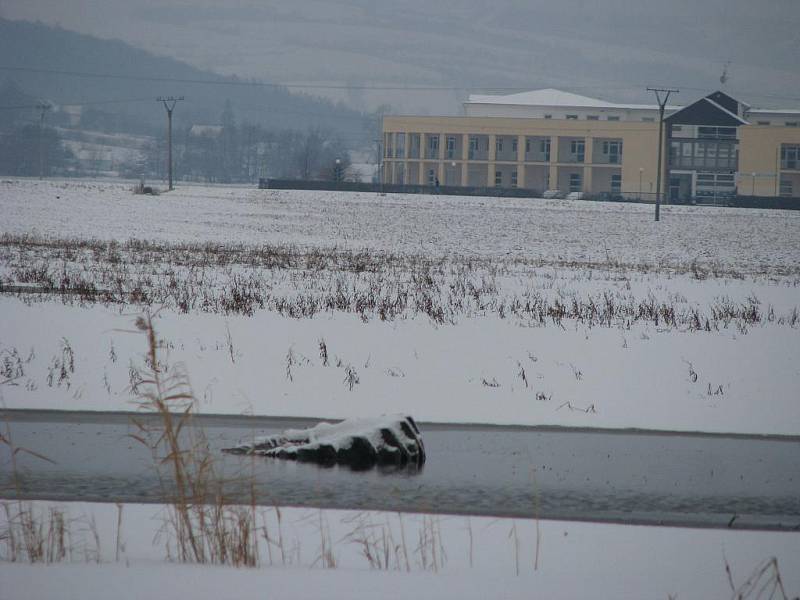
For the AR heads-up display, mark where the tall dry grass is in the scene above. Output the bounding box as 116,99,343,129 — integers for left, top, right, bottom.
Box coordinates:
129,312,259,567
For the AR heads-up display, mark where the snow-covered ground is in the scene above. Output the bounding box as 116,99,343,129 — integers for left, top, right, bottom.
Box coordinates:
3,178,800,272
1,178,798,434
1,298,798,434
1,500,797,599
1,178,798,597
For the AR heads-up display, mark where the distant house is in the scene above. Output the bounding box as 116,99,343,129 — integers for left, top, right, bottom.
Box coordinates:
189,125,223,138
381,89,800,202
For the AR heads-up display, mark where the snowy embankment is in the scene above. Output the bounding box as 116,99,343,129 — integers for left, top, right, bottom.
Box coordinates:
1,500,797,600
1,178,799,435
1,297,798,435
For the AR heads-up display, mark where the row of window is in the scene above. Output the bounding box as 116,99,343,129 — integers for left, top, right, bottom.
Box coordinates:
781,145,799,170
386,134,621,163
419,167,621,193
755,121,799,127
561,114,651,122
669,140,738,169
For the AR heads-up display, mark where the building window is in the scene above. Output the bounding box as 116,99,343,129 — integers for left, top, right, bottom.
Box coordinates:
611,174,621,194
698,126,736,139
468,135,480,160
696,171,736,198
495,170,503,187
540,139,551,162
570,140,585,162
427,168,436,186
757,121,771,126
496,138,503,153
569,173,582,192
642,117,655,122
672,126,683,132
427,135,440,158
385,133,393,158
587,115,599,121
566,114,578,120
607,116,620,121
395,133,405,158
446,136,457,159
511,170,518,188
512,138,518,154
781,145,799,170
409,133,421,158
602,141,623,163
780,179,793,196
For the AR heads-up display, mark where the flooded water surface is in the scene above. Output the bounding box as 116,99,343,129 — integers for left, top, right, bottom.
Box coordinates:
2,411,798,530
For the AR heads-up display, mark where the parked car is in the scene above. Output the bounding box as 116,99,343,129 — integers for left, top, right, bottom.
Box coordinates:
566,191,585,200
543,189,565,199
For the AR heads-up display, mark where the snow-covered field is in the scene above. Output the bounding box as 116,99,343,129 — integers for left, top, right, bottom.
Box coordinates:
3,178,800,272
1,178,798,597
1,178,798,434
1,500,798,600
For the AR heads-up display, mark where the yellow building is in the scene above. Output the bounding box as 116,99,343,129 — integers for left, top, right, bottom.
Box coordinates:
381,89,800,201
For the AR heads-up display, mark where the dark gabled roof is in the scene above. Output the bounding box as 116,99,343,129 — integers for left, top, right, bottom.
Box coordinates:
666,93,749,126
706,90,749,113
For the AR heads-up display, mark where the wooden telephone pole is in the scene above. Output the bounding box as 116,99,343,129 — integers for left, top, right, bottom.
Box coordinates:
36,102,51,179
157,96,184,190
647,87,678,222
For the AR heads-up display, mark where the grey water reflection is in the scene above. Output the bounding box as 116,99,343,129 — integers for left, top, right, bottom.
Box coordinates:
1,412,798,530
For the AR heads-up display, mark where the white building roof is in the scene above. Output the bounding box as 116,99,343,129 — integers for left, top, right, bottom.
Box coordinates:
189,124,223,137
466,88,680,111
748,108,800,116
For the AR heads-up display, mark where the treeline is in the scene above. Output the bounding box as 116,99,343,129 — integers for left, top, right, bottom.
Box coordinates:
133,104,365,184
0,121,363,183
145,103,360,183
0,125,74,177
0,94,382,182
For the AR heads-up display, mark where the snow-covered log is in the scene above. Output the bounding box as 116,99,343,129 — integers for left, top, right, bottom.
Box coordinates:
222,415,426,469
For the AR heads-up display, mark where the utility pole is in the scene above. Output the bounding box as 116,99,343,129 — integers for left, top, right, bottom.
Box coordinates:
374,138,383,187
36,102,51,179
647,87,678,222
156,96,184,191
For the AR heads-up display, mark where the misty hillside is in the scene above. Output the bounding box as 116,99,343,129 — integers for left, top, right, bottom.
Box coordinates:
0,18,370,139
3,0,799,115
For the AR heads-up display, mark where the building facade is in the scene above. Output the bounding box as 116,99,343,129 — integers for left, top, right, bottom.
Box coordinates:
381,89,800,201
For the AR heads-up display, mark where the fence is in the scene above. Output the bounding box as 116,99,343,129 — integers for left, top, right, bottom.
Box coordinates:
258,179,800,210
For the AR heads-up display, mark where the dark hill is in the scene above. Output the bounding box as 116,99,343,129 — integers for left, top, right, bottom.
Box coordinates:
0,18,369,139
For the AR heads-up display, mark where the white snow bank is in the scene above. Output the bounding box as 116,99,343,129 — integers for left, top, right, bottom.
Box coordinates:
1,298,798,435
0,500,797,600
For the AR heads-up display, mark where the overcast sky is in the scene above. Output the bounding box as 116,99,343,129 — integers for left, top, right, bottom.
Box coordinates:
2,0,798,113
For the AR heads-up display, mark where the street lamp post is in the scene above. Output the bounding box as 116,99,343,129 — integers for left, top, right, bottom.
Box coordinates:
639,167,644,201
334,158,342,183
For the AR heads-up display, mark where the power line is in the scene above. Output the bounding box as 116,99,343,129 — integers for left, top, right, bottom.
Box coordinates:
36,101,51,179
0,65,486,91
1,65,799,104
0,97,154,111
